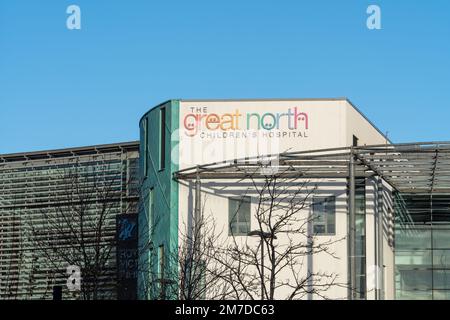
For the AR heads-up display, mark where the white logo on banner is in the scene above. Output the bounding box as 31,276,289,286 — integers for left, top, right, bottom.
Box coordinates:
66,265,82,291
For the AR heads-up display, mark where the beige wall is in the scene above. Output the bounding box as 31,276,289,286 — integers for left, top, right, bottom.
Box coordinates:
178,99,349,169
178,179,351,299
344,101,388,146
176,99,394,299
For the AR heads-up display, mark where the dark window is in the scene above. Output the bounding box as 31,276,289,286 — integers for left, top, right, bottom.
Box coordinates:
160,107,166,170
128,158,139,196
144,118,148,177
228,197,251,236
353,135,359,147
148,188,154,236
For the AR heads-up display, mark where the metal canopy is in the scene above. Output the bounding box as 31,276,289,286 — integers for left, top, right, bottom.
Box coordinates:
174,141,450,194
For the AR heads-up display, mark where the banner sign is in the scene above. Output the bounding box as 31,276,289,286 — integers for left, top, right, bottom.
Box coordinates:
116,214,138,300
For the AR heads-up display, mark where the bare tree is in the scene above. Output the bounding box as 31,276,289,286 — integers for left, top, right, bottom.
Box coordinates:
27,158,137,300
138,163,348,301
141,199,228,300
209,163,347,300
176,211,228,300
0,204,26,299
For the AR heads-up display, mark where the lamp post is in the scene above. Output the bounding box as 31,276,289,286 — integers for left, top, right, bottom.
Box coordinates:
247,230,277,300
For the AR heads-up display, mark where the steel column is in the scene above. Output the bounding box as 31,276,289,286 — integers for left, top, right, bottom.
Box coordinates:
348,151,357,300
377,176,385,300
194,166,202,234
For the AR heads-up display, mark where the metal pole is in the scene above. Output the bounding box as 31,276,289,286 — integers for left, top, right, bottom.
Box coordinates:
307,209,313,300
261,237,264,300
194,166,201,255
373,177,378,301
349,151,357,300
377,176,384,300
194,166,201,228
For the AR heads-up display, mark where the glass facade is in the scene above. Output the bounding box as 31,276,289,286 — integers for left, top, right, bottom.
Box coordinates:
159,107,166,171
355,178,366,299
346,178,367,299
395,193,450,300
0,143,139,299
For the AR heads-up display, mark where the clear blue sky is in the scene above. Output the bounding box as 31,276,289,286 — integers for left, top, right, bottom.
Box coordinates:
1,0,449,153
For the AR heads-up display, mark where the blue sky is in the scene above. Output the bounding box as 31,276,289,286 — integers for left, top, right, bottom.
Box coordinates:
0,0,449,153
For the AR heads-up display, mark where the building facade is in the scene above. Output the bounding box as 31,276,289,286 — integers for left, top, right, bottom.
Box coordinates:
0,142,139,299
138,99,397,300
1,98,447,300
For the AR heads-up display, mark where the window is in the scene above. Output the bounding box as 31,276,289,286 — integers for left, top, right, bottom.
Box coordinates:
228,196,251,236
159,107,166,170
127,158,139,196
312,196,336,235
148,188,154,236
158,244,165,278
143,118,148,177
355,178,366,299
353,135,359,147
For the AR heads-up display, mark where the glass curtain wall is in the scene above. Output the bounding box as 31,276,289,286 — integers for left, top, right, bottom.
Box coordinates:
395,193,450,300
348,177,366,299
355,178,366,299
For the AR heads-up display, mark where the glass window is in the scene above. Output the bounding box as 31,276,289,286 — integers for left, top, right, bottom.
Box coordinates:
128,158,139,196
396,289,433,300
312,196,335,235
158,244,165,279
159,107,166,171
433,250,450,268
395,192,450,300
433,290,450,300
395,227,432,250
433,270,450,290
396,250,432,267
352,135,359,147
397,268,432,291
354,178,366,299
228,197,251,236
148,188,154,236
144,118,148,177
433,229,450,249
